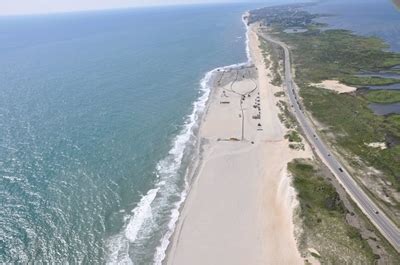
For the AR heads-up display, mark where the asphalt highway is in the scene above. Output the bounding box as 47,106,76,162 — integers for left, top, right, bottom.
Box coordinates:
260,33,400,252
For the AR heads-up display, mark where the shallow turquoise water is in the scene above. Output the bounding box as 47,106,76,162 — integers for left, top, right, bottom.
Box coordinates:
0,4,255,263
4,0,395,263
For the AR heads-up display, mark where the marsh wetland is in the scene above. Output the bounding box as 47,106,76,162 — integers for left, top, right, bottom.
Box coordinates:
251,1,400,262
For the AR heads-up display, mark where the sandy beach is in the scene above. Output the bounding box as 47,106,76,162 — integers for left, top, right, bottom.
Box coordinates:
166,22,312,265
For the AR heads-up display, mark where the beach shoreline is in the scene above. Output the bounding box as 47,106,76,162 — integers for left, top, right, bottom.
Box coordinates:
164,17,312,265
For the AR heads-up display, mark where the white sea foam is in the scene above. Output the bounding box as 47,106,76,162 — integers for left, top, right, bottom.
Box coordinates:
106,234,132,265
106,67,213,265
153,185,188,265
152,16,253,265
151,63,217,265
106,12,253,265
242,13,252,64
106,188,159,265
125,188,160,242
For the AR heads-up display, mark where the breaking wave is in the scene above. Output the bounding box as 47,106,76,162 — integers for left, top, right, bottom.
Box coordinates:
106,12,253,265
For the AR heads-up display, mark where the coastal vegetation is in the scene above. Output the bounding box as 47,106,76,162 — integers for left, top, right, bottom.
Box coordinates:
250,4,400,259
365,90,400,104
301,86,400,193
275,100,305,150
274,91,285,97
277,100,296,129
273,91,307,150
252,5,400,223
259,39,283,86
285,130,301,143
388,115,400,129
248,4,319,30
289,159,376,264
340,76,400,87
285,130,304,150
280,29,400,85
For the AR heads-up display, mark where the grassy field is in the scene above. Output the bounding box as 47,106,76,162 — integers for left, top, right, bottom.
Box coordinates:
388,114,400,130
365,90,400,104
265,12,400,193
278,29,400,85
289,159,376,264
340,76,400,86
301,86,400,191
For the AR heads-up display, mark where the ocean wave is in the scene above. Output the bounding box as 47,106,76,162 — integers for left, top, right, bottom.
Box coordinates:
106,12,252,265
242,13,252,63
152,14,253,265
125,188,160,243
105,64,213,265
153,187,187,265
151,64,216,265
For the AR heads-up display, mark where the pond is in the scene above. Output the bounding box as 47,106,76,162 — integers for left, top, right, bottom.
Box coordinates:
356,72,400,80
283,27,308,33
369,102,400,115
366,83,400,90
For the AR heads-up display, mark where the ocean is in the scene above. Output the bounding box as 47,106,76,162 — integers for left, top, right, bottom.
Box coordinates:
0,1,299,262
2,0,398,264
0,4,254,263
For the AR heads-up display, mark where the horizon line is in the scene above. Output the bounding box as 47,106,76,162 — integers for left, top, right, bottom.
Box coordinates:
0,1,256,18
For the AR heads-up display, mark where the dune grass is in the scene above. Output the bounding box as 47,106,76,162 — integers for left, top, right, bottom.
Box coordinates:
365,90,400,104
285,130,302,143
289,159,376,264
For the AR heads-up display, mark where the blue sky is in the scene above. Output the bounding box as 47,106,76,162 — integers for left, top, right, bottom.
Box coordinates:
0,0,249,15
